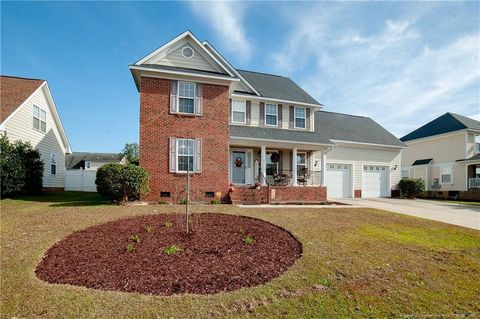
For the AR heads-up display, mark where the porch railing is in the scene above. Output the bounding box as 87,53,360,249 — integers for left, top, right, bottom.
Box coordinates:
259,169,322,186
469,178,480,189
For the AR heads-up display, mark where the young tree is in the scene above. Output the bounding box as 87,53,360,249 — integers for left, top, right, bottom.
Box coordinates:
120,143,139,165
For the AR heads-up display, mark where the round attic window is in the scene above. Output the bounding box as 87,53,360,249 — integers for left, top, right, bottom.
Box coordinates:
182,46,194,59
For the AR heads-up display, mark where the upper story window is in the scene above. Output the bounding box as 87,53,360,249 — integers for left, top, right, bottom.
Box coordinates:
265,104,278,126
177,138,194,172
33,105,47,133
232,100,246,123
50,153,57,175
178,81,195,114
294,107,306,129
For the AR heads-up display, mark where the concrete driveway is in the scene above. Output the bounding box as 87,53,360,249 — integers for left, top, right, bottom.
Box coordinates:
338,198,480,230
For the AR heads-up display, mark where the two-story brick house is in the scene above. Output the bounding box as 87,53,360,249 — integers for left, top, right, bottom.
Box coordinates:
130,31,405,203
401,112,480,200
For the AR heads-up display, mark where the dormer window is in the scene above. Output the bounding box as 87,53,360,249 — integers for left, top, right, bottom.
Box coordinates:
265,104,278,126
294,107,306,129
182,46,194,59
178,81,195,114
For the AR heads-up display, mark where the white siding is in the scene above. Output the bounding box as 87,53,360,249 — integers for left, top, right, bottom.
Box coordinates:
316,145,402,191
154,42,223,73
4,86,67,188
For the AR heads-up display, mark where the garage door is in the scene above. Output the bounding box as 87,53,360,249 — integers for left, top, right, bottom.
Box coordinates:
362,165,389,198
325,163,352,198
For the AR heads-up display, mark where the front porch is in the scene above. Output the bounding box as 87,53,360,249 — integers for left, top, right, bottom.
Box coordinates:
467,163,480,189
228,145,328,188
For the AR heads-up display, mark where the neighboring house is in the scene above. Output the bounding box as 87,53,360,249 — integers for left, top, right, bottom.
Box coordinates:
400,112,480,200
0,76,71,190
129,31,405,203
65,152,126,170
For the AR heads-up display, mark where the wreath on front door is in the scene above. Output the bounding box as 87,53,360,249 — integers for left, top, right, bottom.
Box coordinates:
235,157,244,167
270,152,280,163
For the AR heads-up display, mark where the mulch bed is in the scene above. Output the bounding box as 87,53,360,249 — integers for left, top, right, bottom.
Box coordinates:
35,213,302,295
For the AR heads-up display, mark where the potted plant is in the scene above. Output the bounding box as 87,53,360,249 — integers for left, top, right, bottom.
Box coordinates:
228,183,235,193
255,182,261,190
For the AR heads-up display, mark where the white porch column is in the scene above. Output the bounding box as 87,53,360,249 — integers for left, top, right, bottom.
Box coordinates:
291,148,298,186
321,150,327,186
260,146,267,186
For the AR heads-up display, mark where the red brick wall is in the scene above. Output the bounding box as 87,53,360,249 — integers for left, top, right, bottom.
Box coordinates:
354,190,362,198
268,186,327,204
139,77,230,202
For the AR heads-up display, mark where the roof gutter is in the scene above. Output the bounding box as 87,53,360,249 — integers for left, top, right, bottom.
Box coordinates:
330,139,407,149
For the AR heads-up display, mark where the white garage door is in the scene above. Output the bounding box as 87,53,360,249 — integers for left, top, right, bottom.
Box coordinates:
362,165,390,198
325,163,352,198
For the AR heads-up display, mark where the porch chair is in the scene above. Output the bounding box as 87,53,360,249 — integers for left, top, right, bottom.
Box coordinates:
297,167,310,186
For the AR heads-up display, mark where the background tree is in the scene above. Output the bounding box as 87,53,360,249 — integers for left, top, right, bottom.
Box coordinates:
120,142,139,165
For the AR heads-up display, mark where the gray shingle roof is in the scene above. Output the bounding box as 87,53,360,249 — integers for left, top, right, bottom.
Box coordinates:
315,111,406,147
456,153,480,162
66,152,125,169
400,112,480,142
230,125,333,145
236,70,321,105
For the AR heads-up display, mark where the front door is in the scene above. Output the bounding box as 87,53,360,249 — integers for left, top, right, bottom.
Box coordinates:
232,151,246,184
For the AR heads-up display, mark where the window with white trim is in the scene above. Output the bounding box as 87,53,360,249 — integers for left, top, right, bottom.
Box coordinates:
265,104,278,126
232,100,246,123
178,81,195,114
177,139,194,172
294,107,306,129
297,152,307,176
401,169,409,178
86,161,91,169
33,105,47,132
50,153,57,175
441,166,452,183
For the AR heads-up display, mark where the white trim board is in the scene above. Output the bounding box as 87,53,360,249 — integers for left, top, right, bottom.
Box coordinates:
231,93,322,109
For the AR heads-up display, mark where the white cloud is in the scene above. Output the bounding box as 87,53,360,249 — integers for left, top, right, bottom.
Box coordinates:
273,4,479,137
189,1,252,62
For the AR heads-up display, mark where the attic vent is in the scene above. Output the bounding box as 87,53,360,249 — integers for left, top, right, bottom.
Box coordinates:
182,46,194,59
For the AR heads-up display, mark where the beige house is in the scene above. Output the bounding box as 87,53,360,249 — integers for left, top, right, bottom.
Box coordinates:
0,76,71,190
400,112,480,200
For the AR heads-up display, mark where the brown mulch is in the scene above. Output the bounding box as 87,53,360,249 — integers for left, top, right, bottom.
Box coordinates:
35,213,302,295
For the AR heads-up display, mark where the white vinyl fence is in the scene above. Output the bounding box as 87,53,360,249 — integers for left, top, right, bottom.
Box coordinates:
65,169,97,192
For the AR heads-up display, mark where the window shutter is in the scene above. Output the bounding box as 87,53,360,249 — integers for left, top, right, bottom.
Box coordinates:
306,108,311,130
260,102,265,126
278,104,283,128
246,100,251,124
170,80,178,114
169,137,177,173
229,99,232,122
289,106,294,128
194,138,202,173
195,83,203,116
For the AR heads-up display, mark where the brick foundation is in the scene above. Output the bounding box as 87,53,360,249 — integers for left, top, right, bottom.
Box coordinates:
268,186,327,204
139,77,230,203
354,190,362,198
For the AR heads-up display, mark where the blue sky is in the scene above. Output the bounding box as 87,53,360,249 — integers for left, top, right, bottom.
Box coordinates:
2,1,479,152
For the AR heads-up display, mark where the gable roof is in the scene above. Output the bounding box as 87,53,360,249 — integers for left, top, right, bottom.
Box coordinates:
236,70,321,106
1,76,45,123
456,153,480,162
315,111,406,147
400,112,480,142
66,152,125,169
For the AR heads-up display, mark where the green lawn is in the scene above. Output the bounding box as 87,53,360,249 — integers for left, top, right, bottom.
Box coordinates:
1,192,479,318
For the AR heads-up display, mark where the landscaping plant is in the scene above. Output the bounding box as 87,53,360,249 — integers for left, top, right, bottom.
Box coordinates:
242,235,255,245
95,163,149,202
398,177,426,199
0,134,43,197
162,245,183,255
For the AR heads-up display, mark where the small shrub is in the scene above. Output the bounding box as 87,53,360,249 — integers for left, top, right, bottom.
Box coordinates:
242,235,255,245
162,245,183,255
126,243,135,252
399,178,425,199
143,225,154,233
129,234,140,243
158,200,168,205
180,198,191,205
211,198,220,205
164,221,173,228
95,163,149,203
